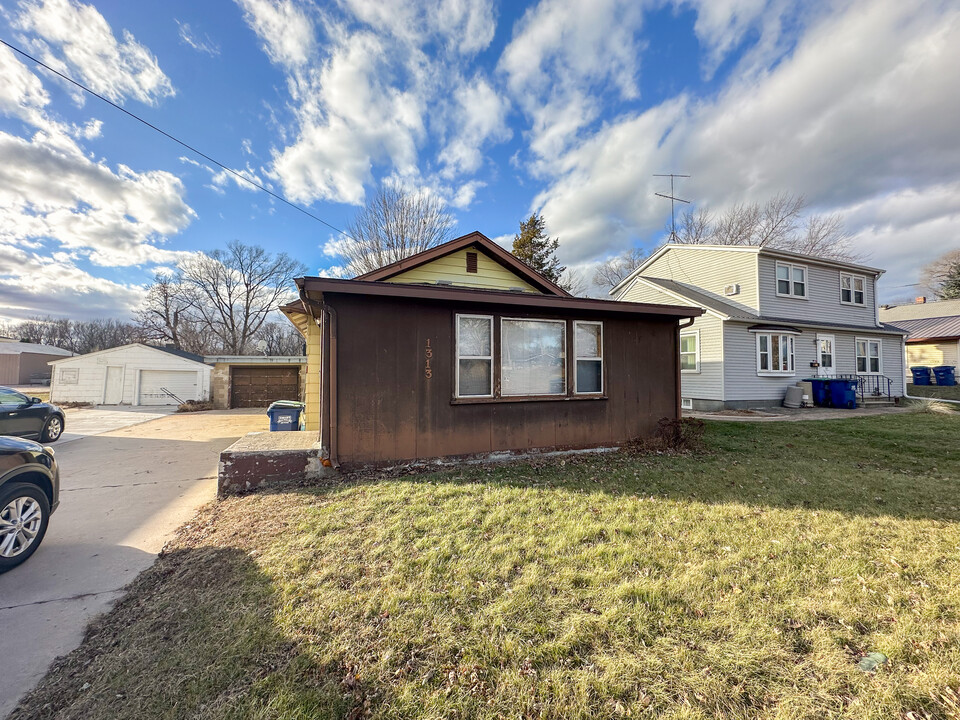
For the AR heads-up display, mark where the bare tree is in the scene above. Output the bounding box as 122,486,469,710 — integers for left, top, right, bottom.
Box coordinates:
920,249,960,299
676,208,713,244
251,321,305,355
72,319,139,353
711,202,761,245
593,248,647,290
178,242,307,354
559,267,588,296
341,182,455,275
785,213,862,262
134,273,205,352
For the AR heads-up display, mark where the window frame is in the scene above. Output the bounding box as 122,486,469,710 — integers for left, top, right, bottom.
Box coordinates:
855,337,882,375
454,313,494,398
679,329,700,374
754,332,797,377
573,320,604,395
840,272,866,306
775,261,808,299
500,317,567,397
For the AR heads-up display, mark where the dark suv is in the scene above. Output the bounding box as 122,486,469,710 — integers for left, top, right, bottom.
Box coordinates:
0,387,65,442
0,436,59,572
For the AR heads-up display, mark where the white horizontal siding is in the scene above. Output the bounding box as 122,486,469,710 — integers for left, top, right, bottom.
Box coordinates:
641,247,760,313
723,324,904,402
49,345,211,405
757,255,879,326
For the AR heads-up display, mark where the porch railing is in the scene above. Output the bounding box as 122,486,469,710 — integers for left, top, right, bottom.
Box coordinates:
835,374,893,401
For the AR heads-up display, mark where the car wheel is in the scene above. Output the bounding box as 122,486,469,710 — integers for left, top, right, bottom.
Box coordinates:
0,483,50,573
41,415,64,443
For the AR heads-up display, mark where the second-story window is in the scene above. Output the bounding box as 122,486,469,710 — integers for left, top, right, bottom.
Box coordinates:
840,273,865,305
776,262,807,299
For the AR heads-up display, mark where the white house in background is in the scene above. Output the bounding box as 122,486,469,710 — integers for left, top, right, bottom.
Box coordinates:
49,344,211,406
610,244,908,410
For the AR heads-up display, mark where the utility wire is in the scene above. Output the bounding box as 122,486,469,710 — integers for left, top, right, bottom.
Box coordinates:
0,37,351,238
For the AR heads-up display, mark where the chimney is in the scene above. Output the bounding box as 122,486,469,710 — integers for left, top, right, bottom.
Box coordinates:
915,296,926,304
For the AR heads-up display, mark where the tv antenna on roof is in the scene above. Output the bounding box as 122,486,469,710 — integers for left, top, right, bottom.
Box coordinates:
654,173,690,242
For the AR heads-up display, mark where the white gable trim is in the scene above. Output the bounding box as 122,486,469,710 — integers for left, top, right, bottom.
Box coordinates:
48,343,210,369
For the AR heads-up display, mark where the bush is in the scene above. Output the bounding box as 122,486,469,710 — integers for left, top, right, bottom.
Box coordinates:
177,400,214,413
624,416,705,455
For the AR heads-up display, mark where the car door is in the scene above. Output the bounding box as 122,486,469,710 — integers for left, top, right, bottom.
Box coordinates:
0,388,36,437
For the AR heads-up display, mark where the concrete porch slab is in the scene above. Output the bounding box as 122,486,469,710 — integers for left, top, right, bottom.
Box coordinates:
218,431,333,495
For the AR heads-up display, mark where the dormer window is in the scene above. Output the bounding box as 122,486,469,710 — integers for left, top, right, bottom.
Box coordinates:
840,273,865,305
776,262,807,298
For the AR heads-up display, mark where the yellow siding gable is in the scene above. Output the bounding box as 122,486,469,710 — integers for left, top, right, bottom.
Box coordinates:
383,246,541,293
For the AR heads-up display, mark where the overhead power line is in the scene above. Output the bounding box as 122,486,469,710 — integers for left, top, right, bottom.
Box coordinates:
0,37,350,238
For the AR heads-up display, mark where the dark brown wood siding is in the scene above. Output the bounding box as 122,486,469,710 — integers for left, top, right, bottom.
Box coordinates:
230,365,300,408
327,293,680,467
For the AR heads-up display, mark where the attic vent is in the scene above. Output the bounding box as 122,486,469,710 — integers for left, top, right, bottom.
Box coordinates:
466,251,478,273
724,283,740,296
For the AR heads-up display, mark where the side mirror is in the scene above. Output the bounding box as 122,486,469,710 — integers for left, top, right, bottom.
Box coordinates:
30,397,42,405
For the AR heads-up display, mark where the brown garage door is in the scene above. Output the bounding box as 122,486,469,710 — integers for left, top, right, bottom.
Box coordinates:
230,366,300,408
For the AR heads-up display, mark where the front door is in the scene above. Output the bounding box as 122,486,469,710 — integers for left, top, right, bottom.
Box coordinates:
817,334,836,377
104,366,124,404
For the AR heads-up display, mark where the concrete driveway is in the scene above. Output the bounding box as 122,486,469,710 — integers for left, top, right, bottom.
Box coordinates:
59,405,175,443
0,409,268,718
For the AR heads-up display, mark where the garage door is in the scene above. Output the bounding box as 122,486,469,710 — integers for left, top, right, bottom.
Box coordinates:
139,370,201,405
230,366,300,408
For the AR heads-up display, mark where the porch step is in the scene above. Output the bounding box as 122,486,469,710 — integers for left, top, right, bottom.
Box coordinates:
859,397,896,407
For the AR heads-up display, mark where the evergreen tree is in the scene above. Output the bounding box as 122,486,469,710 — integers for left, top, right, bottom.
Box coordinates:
511,214,565,284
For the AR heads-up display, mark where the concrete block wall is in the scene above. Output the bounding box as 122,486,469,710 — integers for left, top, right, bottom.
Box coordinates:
211,363,231,409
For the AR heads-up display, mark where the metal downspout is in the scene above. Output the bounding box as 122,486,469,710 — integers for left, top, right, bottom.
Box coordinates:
677,317,696,416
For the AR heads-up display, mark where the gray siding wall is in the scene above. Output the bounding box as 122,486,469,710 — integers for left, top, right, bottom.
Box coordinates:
639,248,759,314
723,323,904,402
618,280,724,401
757,255,879,326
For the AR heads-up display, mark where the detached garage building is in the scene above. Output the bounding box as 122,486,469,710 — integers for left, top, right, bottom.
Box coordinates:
0,341,73,385
205,355,306,409
49,344,211,406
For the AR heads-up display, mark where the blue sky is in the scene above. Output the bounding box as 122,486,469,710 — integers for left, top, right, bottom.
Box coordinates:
1,0,959,321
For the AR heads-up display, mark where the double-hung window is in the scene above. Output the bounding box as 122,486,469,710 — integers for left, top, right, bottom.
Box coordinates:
756,333,795,375
840,273,865,305
856,338,881,374
501,319,566,396
574,321,603,393
680,330,699,373
456,315,493,397
776,262,807,298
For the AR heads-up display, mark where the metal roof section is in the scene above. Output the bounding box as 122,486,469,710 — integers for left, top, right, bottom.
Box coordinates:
879,298,960,322
0,341,73,356
888,315,960,341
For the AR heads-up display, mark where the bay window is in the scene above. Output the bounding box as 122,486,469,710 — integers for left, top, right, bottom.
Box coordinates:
756,332,795,375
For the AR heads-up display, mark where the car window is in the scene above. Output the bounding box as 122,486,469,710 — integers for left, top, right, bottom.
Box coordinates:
0,388,28,405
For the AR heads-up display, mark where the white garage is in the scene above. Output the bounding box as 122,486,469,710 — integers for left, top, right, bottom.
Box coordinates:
49,344,211,406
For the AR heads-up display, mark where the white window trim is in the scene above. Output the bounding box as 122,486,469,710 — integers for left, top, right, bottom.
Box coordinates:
839,272,867,306
455,314,493,398
754,332,796,377
680,397,693,410
855,337,883,376
775,261,808,299
680,329,700,374
573,320,603,394
500,317,567,397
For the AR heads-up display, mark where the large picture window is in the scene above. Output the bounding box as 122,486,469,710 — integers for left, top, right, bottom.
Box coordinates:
856,338,881,374
756,332,795,375
776,262,807,298
501,319,566,396
840,273,865,305
574,321,603,394
456,315,493,397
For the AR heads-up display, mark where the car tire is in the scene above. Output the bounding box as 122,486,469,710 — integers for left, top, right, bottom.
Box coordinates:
41,415,64,443
0,483,51,573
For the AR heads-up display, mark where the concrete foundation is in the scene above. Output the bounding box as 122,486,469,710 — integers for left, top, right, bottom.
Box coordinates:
218,431,334,495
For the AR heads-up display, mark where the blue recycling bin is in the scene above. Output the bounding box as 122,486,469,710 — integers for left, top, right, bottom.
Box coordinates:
266,400,305,431
805,378,831,407
911,366,932,385
828,379,858,409
933,365,957,386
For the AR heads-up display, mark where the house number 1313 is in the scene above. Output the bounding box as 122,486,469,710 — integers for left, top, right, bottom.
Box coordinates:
424,339,433,379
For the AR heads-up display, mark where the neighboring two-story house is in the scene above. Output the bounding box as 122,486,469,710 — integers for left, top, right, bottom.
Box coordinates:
610,244,908,410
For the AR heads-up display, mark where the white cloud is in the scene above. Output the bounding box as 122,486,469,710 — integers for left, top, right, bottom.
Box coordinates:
529,0,960,285
235,0,316,67
439,76,511,178
15,0,175,106
176,20,221,56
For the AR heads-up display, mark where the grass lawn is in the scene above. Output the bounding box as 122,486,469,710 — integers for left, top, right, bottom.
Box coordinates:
15,414,960,720
908,383,960,402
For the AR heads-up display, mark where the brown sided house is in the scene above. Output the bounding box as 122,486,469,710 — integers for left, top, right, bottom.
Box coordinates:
281,232,701,470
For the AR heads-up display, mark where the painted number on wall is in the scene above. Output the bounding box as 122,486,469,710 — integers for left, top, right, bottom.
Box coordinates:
424,339,433,379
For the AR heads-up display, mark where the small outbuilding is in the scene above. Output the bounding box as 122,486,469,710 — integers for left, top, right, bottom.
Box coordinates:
281,231,701,470
205,355,306,409
879,298,960,372
0,340,73,386
49,343,211,406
